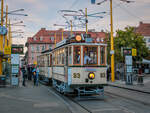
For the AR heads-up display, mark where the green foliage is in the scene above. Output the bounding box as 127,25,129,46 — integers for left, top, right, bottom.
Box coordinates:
106,26,149,64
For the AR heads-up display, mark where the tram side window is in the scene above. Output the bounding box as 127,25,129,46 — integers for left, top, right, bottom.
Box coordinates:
68,47,72,65
100,46,105,65
73,46,81,64
47,55,50,66
59,49,65,65
83,46,97,65
53,53,56,65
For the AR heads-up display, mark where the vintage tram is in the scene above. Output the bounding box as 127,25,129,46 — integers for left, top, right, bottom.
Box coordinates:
37,34,107,95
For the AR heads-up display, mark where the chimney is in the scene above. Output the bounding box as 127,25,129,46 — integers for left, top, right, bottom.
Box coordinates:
139,21,143,25
41,28,46,31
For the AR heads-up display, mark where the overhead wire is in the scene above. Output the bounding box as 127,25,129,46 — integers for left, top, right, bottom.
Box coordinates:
114,0,144,22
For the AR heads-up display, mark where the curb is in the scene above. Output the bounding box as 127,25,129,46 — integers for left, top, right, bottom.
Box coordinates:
107,83,150,94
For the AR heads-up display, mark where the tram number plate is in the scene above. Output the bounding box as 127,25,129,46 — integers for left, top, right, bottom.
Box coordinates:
73,73,80,78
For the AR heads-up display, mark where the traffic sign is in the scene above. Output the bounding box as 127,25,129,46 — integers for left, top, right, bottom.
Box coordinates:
4,46,11,55
91,0,96,4
122,48,132,56
0,26,7,35
132,48,137,56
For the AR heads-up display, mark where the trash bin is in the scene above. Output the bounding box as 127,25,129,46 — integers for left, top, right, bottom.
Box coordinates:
0,75,6,87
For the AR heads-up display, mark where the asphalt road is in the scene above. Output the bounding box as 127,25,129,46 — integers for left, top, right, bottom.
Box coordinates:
0,81,150,113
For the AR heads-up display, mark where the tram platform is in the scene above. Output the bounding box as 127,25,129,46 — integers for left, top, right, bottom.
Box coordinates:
0,80,71,113
107,74,150,93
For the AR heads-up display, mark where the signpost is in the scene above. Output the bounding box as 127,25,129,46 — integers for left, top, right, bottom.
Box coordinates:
0,26,7,35
11,54,20,86
122,48,133,85
10,44,24,86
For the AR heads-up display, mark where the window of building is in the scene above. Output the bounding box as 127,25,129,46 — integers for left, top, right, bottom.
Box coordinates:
32,54,34,60
100,46,105,65
42,45,45,51
148,38,150,43
51,37,54,42
73,46,81,65
33,37,36,41
40,36,43,41
36,45,40,52
83,46,97,65
49,45,52,49
31,45,34,52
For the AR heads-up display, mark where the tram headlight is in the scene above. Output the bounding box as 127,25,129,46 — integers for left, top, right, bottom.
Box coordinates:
75,35,82,41
88,72,95,80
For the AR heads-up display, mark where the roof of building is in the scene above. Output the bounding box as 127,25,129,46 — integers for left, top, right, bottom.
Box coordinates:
26,28,107,46
135,21,150,36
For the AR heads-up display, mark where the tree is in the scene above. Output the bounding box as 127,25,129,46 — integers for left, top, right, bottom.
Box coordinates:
106,26,149,64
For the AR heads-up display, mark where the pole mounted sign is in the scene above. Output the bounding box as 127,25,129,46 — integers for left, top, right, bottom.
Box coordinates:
0,26,7,35
91,0,96,4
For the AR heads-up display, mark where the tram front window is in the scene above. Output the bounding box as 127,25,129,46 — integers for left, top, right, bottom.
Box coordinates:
84,46,97,65
74,46,81,64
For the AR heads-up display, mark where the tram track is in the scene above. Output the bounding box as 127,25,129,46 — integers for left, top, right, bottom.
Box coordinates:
40,80,92,113
105,85,150,106
40,80,150,113
108,84,150,94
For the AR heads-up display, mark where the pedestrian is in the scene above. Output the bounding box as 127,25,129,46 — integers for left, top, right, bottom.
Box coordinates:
107,65,111,81
21,66,26,86
32,65,39,86
27,65,32,81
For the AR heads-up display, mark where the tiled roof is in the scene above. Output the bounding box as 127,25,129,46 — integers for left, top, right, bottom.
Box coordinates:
135,22,150,36
26,28,107,45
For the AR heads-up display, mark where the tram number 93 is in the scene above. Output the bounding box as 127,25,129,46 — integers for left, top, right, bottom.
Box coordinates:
73,73,80,78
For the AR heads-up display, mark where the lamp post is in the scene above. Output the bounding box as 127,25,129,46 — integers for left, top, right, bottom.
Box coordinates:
92,0,134,82
0,0,4,75
110,0,115,82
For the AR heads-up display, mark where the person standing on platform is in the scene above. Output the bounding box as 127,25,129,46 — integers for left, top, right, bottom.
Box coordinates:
32,65,39,86
21,66,26,86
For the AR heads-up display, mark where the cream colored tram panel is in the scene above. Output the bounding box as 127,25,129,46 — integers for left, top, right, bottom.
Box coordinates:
69,67,107,85
52,67,67,82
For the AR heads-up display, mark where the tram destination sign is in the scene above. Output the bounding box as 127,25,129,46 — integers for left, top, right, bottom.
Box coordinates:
11,45,24,54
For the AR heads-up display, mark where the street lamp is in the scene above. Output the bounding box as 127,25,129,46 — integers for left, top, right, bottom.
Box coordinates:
9,21,26,27
3,8,28,18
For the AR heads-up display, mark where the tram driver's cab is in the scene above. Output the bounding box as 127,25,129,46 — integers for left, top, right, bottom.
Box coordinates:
67,34,106,66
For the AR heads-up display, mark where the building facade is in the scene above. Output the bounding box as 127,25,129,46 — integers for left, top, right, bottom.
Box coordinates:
135,21,150,50
26,28,106,65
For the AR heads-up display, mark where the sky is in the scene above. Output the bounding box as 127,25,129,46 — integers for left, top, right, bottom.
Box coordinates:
4,0,150,48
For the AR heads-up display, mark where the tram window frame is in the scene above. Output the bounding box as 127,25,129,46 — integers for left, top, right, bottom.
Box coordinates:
47,54,51,67
53,52,56,65
83,46,98,65
54,48,65,66
73,46,81,65
68,46,72,65
100,46,106,65
50,54,52,66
